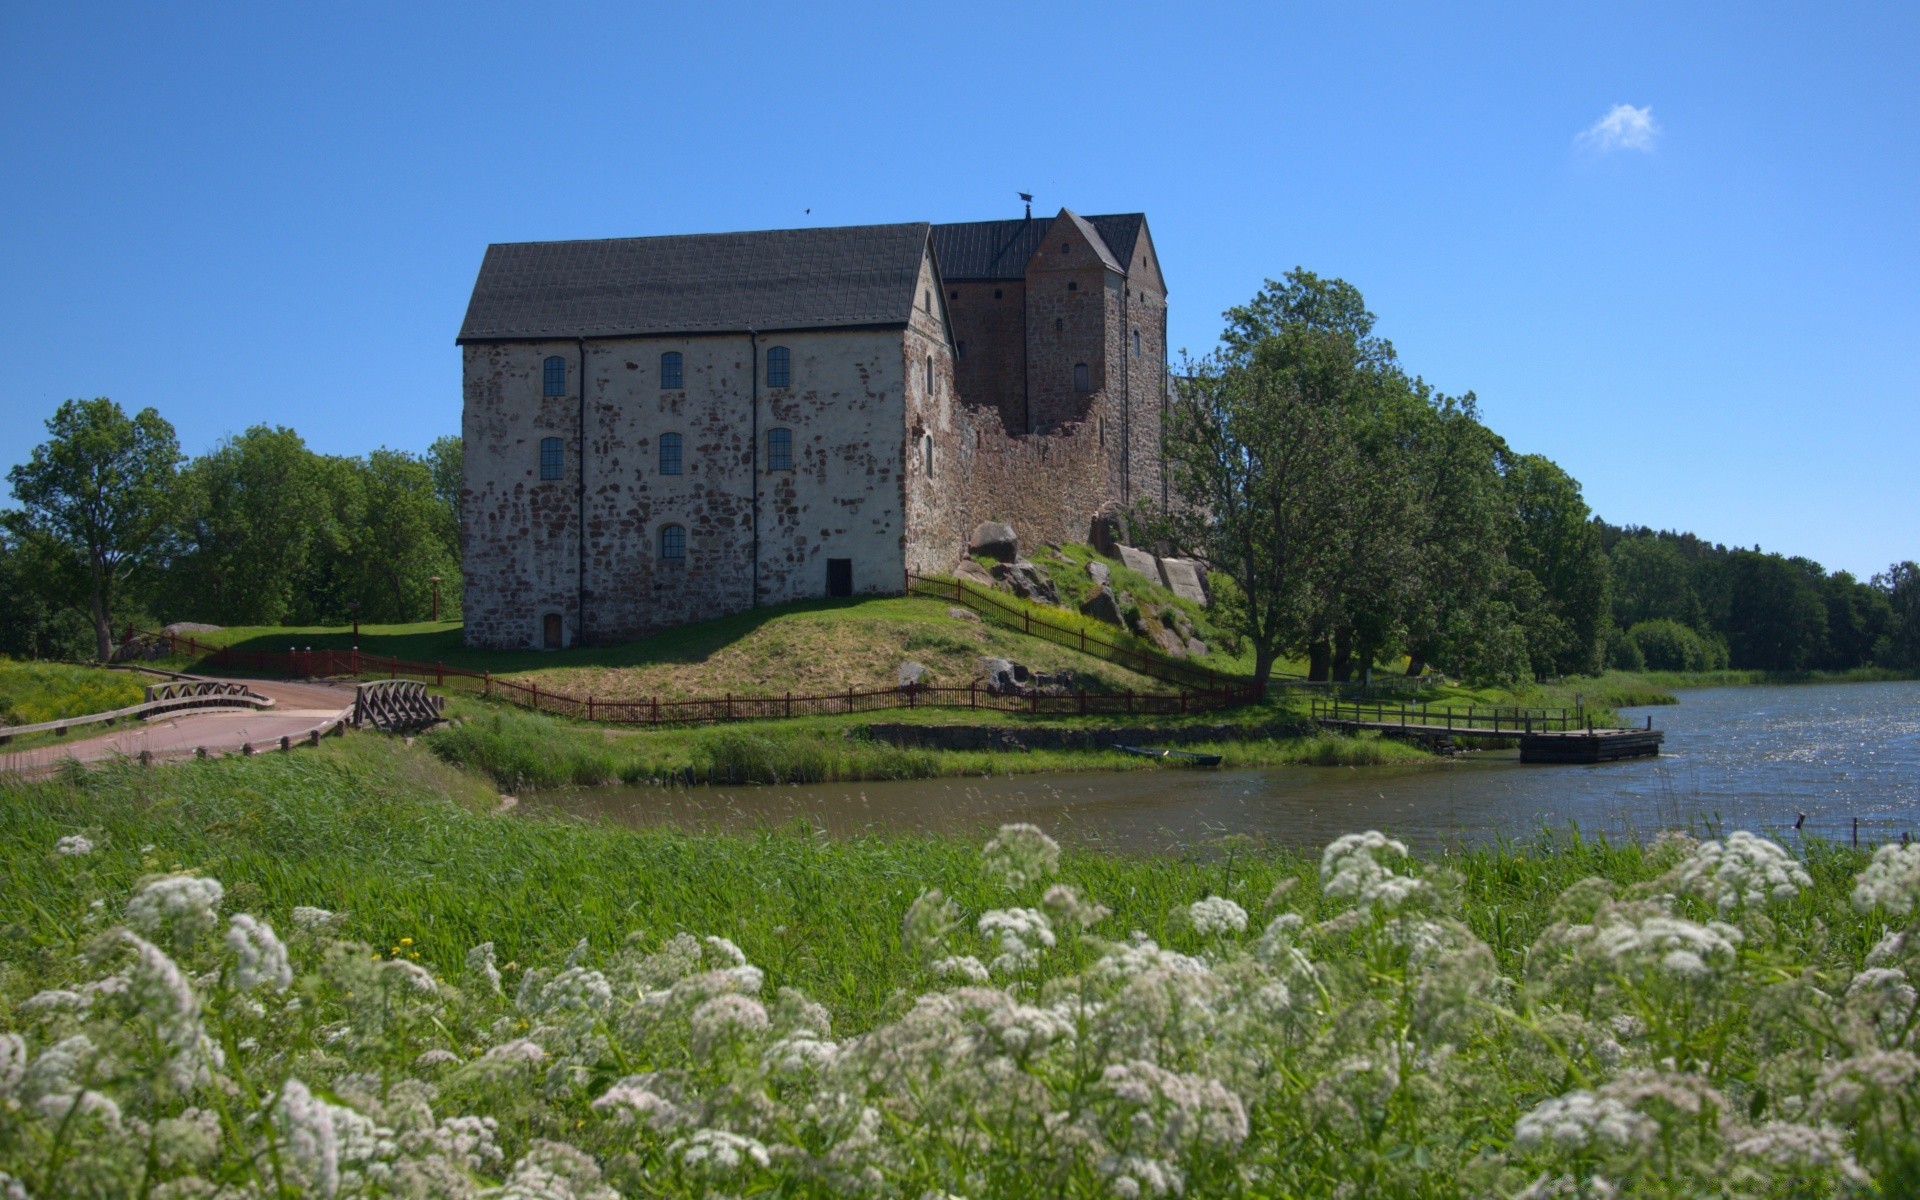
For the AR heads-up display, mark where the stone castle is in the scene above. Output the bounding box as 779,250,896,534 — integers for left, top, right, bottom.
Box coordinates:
456,207,1167,649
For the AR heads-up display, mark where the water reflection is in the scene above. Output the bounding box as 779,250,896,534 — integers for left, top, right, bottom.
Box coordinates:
523,681,1920,853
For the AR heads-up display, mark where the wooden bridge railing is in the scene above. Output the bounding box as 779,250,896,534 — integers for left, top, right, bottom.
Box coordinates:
1310,698,1599,734
0,680,273,744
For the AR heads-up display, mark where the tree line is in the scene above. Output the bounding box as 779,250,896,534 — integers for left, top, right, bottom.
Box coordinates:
1145,270,1920,686
2,398,460,661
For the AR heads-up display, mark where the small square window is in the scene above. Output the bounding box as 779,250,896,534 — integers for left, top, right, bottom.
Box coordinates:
993,288,1003,299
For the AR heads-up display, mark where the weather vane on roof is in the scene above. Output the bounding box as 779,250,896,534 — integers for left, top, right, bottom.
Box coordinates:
1019,192,1033,219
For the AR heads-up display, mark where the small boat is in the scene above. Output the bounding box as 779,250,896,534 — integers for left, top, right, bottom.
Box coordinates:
1115,744,1223,767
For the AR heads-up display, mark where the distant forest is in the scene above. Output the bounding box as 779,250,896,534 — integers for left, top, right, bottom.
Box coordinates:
3,395,1917,681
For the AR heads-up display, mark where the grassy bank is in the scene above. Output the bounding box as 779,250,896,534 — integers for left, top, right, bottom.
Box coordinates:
424,697,1431,790
2,735,1913,1196
0,658,144,726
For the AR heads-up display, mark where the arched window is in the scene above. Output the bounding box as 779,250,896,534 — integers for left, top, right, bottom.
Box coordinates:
1073,363,1091,393
766,427,793,471
766,346,791,388
659,352,683,389
542,356,566,397
539,436,563,480
658,432,683,476
659,523,686,561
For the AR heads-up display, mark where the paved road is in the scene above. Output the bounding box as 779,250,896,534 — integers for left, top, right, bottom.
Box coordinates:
1,679,356,775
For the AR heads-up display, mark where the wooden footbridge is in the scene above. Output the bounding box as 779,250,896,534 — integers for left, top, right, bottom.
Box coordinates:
1310,700,1663,763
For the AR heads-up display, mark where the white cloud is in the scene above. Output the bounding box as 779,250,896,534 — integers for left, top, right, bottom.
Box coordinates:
1577,104,1660,154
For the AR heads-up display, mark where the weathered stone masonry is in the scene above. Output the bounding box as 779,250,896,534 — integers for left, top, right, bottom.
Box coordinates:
459,209,1167,650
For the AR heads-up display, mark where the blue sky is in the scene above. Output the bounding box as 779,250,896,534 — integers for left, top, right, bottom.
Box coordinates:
3,1,1914,578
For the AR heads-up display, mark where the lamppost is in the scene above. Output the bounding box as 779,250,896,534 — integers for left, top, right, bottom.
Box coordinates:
429,575,442,623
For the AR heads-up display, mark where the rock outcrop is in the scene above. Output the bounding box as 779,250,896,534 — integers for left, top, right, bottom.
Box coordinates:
991,559,1059,605
1078,586,1124,627
969,521,1020,563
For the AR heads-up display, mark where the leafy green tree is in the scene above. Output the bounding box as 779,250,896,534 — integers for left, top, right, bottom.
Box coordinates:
426,433,462,556
1816,571,1894,670
1608,535,1705,631
1399,394,1524,683
1150,334,1362,686
1623,618,1717,672
1720,551,1828,671
352,449,460,622
1874,562,1920,670
1504,454,1610,677
0,531,93,658
158,425,327,625
4,398,180,660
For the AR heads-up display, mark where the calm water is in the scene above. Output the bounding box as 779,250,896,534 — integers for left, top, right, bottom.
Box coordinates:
523,680,1920,853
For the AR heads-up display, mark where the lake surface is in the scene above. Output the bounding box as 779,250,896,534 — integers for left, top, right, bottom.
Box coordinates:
524,680,1920,853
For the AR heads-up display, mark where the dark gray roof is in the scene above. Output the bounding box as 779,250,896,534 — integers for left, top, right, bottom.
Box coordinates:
931,212,1146,280
457,222,933,342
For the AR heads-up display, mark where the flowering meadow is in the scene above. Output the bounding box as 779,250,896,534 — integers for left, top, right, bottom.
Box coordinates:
4,744,1920,1197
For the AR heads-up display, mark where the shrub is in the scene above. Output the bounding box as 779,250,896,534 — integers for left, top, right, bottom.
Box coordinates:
1624,619,1714,672
425,707,617,789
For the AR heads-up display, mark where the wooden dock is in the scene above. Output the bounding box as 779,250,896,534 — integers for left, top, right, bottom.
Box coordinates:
1310,700,1662,763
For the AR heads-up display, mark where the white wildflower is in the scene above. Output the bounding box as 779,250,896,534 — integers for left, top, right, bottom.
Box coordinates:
481,1039,548,1065
380,958,438,995
1726,1121,1868,1182
528,966,611,1015
593,1079,679,1128
765,1030,839,1073
126,874,224,948
1674,832,1810,912
35,1088,122,1130
225,914,292,992
703,935,747,967
1514,1090,1656,1152
672,1127,771,1173
1101,1152,1183,1198
1087,933,1210,984
983,822,1060,889
496,1139,618,1200
1591,913,1742,978
290,906,338,930
902,888,962,957
690,993,770,1053
1321,831,1427,914
979,906,1055,975
1187,896,1249,937
1814,1050,1920,1118
412,1114,503,1173
467,942,503,994
122,931,225,1088
1044,883,1111,930
20,989,92,1015
413,1049,459,1068
1854,842,1920,916
931,954,991,983
155,1107,222,1169
54,834,94,857
0,1034,26,1096
1100,1059,1250,1149
23,1034,95,1096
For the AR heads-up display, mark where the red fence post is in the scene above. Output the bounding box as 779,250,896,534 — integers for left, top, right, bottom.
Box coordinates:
847,686,854,714
436,662,444,687
482,670,490,697
725,693,732,720
786,691,792,718
970,681,977,709
530,681,538,712
653,698,660,726
587,696,594,721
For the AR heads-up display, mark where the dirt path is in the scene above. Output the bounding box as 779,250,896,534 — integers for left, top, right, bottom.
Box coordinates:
1,678,357,776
